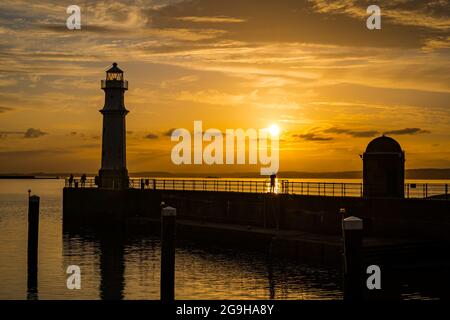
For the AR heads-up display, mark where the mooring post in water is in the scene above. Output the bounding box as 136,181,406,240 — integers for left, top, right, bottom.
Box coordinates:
27,195,40,299
342,216,363,301
160,205,176,302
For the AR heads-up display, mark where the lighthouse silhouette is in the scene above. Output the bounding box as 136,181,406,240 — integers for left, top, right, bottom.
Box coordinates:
98,63,129,189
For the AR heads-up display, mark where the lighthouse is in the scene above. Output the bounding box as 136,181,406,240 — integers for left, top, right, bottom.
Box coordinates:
98,63,129,189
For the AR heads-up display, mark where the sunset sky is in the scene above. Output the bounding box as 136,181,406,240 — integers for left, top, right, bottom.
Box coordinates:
0,0,449,174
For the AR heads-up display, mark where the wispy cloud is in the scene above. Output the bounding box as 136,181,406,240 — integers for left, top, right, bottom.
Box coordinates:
0,106,13,113
383,128,431,135
24,128,47,138
144,133,159,139
176,16,246,23
293,133,333,141
163,128,177,137
323,127,379,138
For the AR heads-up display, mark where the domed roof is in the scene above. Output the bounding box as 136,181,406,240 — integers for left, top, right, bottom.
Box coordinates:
106,62,123,73
365,135,402,153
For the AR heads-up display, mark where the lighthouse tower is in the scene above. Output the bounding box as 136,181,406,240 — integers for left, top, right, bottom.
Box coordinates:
98,63,129,189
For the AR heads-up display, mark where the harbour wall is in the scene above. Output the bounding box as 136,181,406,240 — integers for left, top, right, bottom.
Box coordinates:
63,188,450,240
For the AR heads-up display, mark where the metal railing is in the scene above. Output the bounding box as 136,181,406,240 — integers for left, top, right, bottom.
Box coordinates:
64,177,449,200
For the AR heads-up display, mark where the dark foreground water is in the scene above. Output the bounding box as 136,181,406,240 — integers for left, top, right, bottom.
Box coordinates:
0,179,446,300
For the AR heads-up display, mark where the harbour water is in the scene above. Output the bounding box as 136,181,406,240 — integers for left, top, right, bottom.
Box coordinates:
0,179,447,300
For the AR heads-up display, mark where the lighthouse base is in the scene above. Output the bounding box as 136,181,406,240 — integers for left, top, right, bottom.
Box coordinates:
98,168,129,189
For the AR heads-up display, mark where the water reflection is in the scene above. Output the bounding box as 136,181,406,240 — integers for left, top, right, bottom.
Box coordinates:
60,228,450,301
62,229,343,300
99,230,125,300
26,269,38,300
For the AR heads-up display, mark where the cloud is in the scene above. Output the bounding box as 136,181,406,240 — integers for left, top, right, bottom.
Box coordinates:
0,106,12,113
324,127,379,138
24,128,47,138
0,130,25,138
163,128,177,137
144,133,159,139
38,24,123,34
176,16,246,23
293,133,333,141
149,0,447,48
383,128,431,135
309,0,450,31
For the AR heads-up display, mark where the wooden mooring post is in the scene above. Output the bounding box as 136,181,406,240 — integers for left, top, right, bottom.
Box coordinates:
27,195,40,299
342,216,363,301
160,205,176,302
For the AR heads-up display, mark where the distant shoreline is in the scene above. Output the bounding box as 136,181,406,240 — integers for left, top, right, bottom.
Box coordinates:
0,175,60,179
1,168,450,180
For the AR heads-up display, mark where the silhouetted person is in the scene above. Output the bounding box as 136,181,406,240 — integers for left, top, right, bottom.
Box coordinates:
145,179,150,189
68,174,74,187
270,173,276,193
81,174,86,187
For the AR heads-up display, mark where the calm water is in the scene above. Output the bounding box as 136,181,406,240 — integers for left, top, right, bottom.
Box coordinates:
0,179,447,300
0,179,343,300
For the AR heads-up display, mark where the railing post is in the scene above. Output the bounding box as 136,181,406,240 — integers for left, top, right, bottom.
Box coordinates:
161,206,176,302
342,216,363,301
27,195,40,300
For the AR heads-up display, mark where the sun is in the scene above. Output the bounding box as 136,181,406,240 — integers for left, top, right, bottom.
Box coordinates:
268,124,280,137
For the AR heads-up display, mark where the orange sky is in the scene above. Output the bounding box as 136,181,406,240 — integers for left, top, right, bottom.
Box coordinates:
0,0,449,174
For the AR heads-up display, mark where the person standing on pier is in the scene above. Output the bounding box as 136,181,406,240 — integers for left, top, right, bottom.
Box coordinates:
80,174,86,188
270,173,276,193
68,174,74,187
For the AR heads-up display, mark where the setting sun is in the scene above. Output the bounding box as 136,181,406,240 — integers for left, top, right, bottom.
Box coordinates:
268,124,280,137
